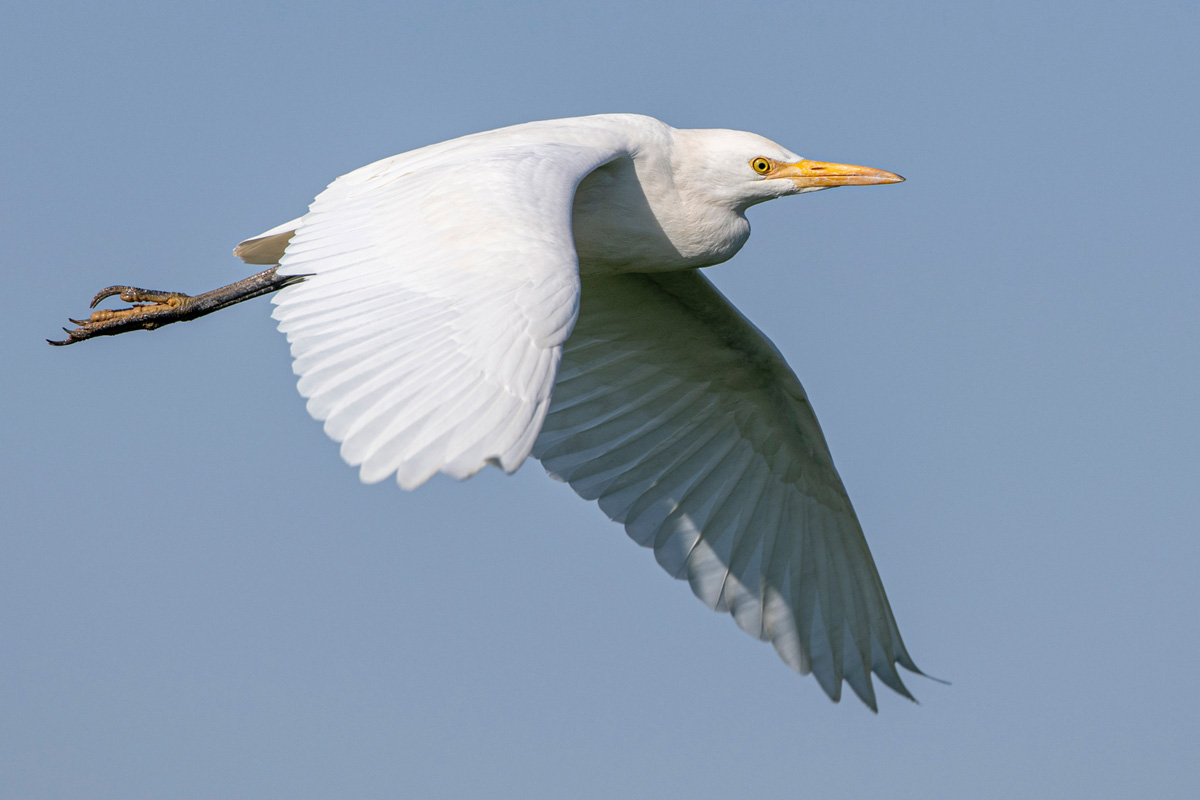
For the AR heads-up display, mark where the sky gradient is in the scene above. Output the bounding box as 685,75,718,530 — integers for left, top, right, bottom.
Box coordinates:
3,2,1198,798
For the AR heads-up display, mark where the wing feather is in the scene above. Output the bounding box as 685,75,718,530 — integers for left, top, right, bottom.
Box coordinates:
534,270,923,708
262,131,628,488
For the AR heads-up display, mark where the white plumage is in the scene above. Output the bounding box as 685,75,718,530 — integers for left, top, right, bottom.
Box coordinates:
236,113,921,709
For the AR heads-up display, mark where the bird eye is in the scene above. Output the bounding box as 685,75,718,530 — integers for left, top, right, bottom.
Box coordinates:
751,158,772,175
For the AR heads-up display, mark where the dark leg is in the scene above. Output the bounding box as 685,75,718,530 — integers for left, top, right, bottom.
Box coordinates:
48,266,306,346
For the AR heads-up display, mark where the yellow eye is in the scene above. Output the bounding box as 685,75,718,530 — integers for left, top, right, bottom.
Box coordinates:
751,158,772,175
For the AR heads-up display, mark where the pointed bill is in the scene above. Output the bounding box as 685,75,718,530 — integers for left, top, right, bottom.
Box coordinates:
781,160,905,189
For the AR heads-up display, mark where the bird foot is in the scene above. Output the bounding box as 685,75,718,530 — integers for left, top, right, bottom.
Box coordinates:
48,266,306,347
48,285,198,346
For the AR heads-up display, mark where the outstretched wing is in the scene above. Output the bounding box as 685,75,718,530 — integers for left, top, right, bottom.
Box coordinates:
264,134,626,489
533,270,922,709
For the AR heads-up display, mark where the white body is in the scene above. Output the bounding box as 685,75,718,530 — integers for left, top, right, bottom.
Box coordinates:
235,114,921,708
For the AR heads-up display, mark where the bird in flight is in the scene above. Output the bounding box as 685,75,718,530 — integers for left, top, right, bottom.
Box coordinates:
53,114,927,709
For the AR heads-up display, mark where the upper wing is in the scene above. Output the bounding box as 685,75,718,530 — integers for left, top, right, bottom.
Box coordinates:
264,136,626,489
533,270,922,709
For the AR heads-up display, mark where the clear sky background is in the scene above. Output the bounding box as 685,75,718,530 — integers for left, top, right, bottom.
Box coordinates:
3,2,1197,798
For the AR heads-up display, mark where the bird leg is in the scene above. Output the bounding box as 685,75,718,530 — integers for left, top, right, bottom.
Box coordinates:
48,266,306,346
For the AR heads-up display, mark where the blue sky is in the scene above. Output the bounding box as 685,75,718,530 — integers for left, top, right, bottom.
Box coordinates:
3,1,1197,797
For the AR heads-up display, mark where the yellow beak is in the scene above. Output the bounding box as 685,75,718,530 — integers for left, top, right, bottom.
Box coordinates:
780,160,905,189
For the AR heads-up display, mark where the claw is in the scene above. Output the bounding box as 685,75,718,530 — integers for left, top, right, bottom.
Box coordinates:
47,328,78,346
89,286,127,308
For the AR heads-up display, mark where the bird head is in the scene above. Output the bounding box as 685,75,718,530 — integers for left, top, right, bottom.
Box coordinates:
671,128,904,211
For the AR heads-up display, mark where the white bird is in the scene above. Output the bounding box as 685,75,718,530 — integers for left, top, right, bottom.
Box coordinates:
56,113,924,709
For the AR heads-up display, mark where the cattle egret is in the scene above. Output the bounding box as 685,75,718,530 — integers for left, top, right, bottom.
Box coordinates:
53,114,927,709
